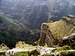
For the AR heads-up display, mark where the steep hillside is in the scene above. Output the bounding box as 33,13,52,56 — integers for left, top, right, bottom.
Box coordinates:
0,15,39,48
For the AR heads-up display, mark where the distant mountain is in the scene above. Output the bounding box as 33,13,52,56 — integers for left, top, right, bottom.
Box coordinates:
0,15,40,48
0,0,48,28
0,0,75,28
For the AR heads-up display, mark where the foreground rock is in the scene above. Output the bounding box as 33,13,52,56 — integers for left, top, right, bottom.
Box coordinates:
29,46,75,56
61,33,75,48
5,47,36,56
0,43,9,56
0,45,73,56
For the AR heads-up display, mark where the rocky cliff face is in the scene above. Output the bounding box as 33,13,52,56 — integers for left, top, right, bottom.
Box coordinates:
39,16,75,47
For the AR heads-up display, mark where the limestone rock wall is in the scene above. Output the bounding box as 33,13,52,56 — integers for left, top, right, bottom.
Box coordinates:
39,16,75,47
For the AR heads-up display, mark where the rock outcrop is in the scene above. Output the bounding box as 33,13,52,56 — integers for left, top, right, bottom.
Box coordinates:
39,16,75,47
29,46,75,56
61,33,75,48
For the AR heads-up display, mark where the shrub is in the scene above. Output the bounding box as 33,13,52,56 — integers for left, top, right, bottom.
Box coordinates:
11,52,28,56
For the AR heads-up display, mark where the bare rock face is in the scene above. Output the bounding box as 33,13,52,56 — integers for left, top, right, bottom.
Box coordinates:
39,16,75,47
63,16,75,25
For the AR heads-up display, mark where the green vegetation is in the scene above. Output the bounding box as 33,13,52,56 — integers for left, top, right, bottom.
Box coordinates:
41,46,74,56
52,45,71,52
0,31,17,48
11,52,29,56
0,52,5,56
